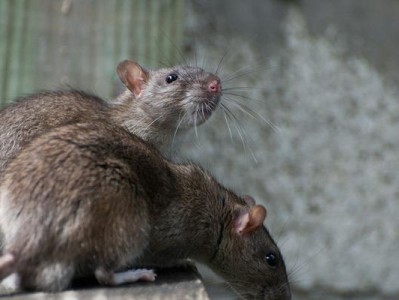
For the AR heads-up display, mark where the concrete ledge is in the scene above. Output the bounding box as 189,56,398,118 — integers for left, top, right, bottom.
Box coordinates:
0,263,210,300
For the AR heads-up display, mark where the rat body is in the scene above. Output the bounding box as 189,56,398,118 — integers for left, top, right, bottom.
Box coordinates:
0,60,221,174
0,122,290,299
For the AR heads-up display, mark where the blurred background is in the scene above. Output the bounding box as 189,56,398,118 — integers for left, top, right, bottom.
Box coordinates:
1,1,399,299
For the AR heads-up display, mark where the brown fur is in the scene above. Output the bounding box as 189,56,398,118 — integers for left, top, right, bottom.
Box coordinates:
0,61,222,174
0,122,290,299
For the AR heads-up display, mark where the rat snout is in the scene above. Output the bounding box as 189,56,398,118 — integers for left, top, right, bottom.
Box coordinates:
207,78,221,94
263,282,292,300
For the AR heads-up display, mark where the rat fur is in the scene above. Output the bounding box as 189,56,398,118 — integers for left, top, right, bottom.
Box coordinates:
0,122,290,299
0,60,222,174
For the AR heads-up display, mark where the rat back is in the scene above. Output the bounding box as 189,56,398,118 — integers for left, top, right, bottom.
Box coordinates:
0,91,111,175
0,122,151,291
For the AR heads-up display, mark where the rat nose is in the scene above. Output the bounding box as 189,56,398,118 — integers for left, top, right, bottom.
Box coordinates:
208,79,221,93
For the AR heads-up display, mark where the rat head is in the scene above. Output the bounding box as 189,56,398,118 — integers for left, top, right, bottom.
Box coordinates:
117,60,222,130
208,194,291,300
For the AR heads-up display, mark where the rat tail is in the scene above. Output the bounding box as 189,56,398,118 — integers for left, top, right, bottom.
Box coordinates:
0,253,17,281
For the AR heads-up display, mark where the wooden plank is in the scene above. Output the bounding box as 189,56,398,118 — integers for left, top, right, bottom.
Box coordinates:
135,0,147,67
0,0,11,104
0,0,185,103
20,0,36,96
6,0,26,100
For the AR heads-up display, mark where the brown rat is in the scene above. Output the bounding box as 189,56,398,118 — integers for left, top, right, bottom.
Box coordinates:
0,122,290,299
0,59,222,174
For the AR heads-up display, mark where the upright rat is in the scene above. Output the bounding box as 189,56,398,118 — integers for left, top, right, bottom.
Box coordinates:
0,59,222,173
0,122,291,300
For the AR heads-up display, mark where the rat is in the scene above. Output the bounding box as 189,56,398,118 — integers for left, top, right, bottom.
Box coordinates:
0,59,222,174
0,122,291,300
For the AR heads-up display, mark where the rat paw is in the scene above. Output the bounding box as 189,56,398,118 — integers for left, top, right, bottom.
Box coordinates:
95,267,156,286
125,268,156,282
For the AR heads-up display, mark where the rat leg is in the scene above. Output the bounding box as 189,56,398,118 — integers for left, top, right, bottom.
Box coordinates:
0,253,17,280
28,262,75,292
95,266,156,286
0,253,20,294
0,273,20,294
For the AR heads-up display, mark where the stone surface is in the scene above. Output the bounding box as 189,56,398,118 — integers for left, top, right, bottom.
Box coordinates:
183,1,399,299
0,263,209,300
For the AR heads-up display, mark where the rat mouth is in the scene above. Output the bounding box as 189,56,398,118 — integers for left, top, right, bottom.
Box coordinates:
195,96,221,122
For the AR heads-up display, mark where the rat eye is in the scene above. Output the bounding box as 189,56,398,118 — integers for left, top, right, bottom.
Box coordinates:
166,73,178,83
265,252,277,267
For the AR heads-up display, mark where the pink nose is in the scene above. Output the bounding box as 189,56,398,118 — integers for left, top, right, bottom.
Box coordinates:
208,80,221,93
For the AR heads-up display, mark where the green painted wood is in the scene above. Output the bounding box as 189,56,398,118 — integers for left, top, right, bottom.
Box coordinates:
0,0,185,104
0,0,11,104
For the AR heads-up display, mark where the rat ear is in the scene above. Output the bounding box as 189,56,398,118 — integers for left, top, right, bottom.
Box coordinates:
234,205,267,235
117,60,149,97
242,195,256,207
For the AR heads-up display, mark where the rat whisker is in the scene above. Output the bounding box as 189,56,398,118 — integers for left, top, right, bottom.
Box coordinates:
225,282,259,300
205,102,215,116
234,291,247,300
222,104,247,149
143,114,164,131
222,104,258,162
222,91,268,105
222,106,247,144
273,282,293,298
220,104,235,143
222,86,256,92
220,58,275,82
201,55,208,73
287,246,327,285
201,103,206,121
171,111,188,151
152,89,192,96
194,47,198,68
222,86,275,95
224,98,280,132
221,66,268,83
282,246,306,285
273,220,290,245
286,273,302,286
193,109,199,140
224,99,257,121
223,96,275,116
222,283,246,300
215,49,229,76
287,261,309,280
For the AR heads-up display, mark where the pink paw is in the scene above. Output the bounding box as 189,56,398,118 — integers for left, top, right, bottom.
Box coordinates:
95,267,156,286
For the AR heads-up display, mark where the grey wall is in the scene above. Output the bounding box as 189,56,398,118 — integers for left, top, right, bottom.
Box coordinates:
183,1,399,299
